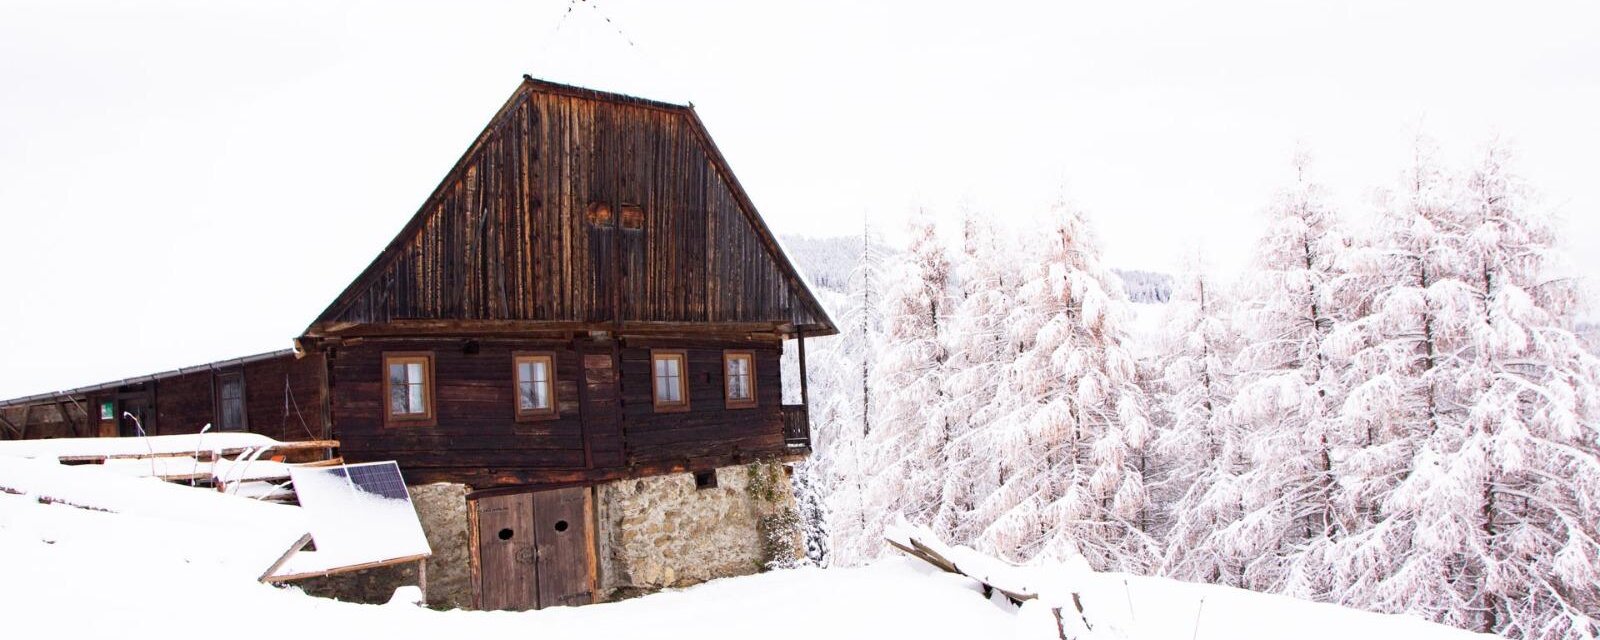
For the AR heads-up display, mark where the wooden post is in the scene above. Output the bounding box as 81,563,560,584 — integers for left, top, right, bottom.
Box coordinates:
418,558,429,604
797,331,809,409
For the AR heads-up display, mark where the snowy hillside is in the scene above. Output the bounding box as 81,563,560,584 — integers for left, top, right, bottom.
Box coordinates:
0,455,1488,640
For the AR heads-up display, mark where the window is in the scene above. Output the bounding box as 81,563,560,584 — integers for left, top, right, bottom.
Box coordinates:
383,352,436,427
651,350,689,412
586,201,613,226
694,469,718,490
723,351,756,409
514,352,557,421
216,372,246,431
620,204,644,230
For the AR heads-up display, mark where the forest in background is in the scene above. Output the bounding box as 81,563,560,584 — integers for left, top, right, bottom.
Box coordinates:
782,139,1600,640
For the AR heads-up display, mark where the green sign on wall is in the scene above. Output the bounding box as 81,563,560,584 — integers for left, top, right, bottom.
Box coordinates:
100,401,114,421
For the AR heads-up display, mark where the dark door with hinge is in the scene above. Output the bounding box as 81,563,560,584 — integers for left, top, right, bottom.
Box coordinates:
473,487,594,611
580,344,624,468
532,487,593,608
475,493,538,610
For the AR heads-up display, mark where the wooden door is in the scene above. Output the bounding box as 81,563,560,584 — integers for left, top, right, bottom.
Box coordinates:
533,486,594,608
118,395,152,437
475,493,538,610
473,488,595,611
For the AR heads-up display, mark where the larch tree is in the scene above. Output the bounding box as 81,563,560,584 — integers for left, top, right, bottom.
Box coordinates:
1320,136,1472,611
1227,152,1349,597
933,210,1017,544
812,218,888,566
861,215,953,548
1451,142,1600,639
975,199,1155,572
1151,251,1246,586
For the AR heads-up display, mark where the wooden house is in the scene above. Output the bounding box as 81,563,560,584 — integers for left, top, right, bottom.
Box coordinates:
0,77,836,610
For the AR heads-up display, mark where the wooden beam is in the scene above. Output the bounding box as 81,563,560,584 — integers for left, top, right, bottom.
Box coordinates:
57,400,80,438
63,396,90,438
257,533,314,582
264,552,433,583
0,412,22,438
55,440,340,464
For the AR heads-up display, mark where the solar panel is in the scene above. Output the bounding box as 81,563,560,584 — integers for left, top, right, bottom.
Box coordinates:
274,461,431,579
325,462,411,501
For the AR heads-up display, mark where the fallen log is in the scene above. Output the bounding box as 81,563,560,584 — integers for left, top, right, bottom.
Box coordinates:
885,522,1097,640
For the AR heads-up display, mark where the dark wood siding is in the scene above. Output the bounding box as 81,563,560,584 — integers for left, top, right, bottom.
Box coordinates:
618,338,784,467
309,80,831,336
331,339,589,482
329,336,788,488
0,352,328,443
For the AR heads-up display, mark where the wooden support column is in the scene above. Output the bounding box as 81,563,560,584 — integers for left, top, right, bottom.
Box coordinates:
797,331,809,409
18,404,32,440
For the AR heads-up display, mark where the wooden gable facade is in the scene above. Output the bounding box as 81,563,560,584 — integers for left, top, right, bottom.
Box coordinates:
1,76,835,493
304,76,832,339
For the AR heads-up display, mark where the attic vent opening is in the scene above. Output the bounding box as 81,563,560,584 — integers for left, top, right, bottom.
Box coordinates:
694,470,718,490
586,201,613,226
620,204,644,230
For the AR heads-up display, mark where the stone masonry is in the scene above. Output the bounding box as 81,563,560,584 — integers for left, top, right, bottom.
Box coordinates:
595,460,802,600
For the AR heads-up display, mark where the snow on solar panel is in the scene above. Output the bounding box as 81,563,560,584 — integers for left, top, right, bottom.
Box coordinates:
273,461,431,579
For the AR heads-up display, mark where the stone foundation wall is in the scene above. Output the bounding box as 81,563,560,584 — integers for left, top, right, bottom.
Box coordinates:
295,482,473,610
596,461,802,600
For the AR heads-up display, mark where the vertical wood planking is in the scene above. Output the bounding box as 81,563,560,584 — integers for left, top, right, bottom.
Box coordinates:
309,81,830,334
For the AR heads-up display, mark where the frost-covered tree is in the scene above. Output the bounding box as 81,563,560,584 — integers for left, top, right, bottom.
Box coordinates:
1227,152,1349,597
1319,136,1470,609
1320,141,1600,639
1448,143,1599,639
809,218,889,566
861,215,953,543
1151,251,1246,585
975,199,1155,572
932,210,1017,543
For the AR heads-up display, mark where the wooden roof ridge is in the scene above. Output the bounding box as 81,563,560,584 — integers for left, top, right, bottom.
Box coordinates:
303,75,838,338
0,348,297,409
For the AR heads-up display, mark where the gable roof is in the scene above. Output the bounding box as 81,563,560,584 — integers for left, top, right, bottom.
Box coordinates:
302,76,836,339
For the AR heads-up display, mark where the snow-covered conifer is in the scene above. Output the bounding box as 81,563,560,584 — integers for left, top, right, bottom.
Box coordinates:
861,215,953,546
1151,251,1246,586
975,198,1155,572
1227,151,1349,597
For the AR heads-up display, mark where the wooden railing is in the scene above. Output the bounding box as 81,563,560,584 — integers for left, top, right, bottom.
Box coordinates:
781,405,810,449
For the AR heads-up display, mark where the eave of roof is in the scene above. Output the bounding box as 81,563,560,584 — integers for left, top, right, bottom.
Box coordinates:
0,349,296,408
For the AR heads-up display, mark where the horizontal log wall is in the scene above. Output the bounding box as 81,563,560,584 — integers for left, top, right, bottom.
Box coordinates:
315,83,828,332
331,338,588,482
329,336,787,489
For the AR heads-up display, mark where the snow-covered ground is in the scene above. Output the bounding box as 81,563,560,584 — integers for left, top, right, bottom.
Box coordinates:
0,456,1492,640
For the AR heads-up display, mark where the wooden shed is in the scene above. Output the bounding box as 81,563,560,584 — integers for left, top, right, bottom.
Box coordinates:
0,76,836,610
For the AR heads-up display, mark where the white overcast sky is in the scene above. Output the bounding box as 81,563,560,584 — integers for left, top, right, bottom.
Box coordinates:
2,0,1597,399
